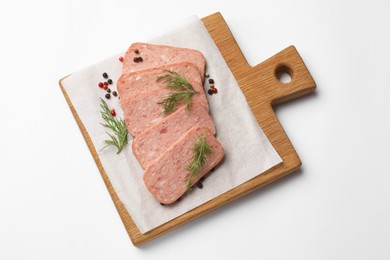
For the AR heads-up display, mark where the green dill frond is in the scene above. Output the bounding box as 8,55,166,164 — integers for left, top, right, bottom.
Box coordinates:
157,91,197,115
185,133,213,191
99,98,130,154
156,70,198,115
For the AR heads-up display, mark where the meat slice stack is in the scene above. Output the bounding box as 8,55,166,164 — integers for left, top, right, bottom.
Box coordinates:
118,43,224,204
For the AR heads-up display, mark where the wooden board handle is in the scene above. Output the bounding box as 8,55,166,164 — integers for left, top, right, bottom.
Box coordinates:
204,13,316,108
247,45,316,106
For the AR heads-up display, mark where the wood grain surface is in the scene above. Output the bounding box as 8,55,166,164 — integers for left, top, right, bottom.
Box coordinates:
59,12,316,246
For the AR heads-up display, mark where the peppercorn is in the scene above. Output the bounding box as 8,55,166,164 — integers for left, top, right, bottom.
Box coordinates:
105,93,111,99
134,48,139,54
111,109,116,116
112,91,118,97
107,88,111,93
107,79,113,85
102,72,108,79
103,82,108,86
210,83,215,88
208,78,214,84
197,182,203,189
103,84,108,90
207,89,213,95
119,56,124,62
212,88,218,94
205,72,210,78
98,82,103,88
133,56,143,62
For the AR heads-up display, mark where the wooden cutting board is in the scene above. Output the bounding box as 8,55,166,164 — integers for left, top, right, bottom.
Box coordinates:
59,12,316,246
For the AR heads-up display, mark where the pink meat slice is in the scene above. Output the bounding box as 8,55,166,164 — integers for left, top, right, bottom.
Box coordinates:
122,87,208,137
122,43,206,82
133,102,216,169
117,62,204,104
143,126,224,205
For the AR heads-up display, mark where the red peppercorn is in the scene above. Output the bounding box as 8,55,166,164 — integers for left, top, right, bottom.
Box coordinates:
111,109,116,116
119,56,124,62
103,84,108,90
98,82,103,88
212,88,218,94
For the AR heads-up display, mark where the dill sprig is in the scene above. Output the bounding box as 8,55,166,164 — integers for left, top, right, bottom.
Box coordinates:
99,98,129,154
185,133,213,191
158,91,196,115
157,70,198,115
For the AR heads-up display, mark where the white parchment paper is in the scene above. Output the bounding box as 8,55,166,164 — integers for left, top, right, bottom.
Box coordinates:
62,16,282,233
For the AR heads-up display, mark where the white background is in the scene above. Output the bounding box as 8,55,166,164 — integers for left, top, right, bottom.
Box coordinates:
1,0,389,259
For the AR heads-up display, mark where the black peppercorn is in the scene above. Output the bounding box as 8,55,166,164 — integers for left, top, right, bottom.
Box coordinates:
133,56,143,62
107,79,113,85
197,182,203,189
208,78,214,84
105,93,111,99
207,89,213,95
107,88,111,93
102,72,108,79
134,48,139,54
112,91,117,97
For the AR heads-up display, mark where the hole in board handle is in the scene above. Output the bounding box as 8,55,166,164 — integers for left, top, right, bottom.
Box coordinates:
275,64,292,84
